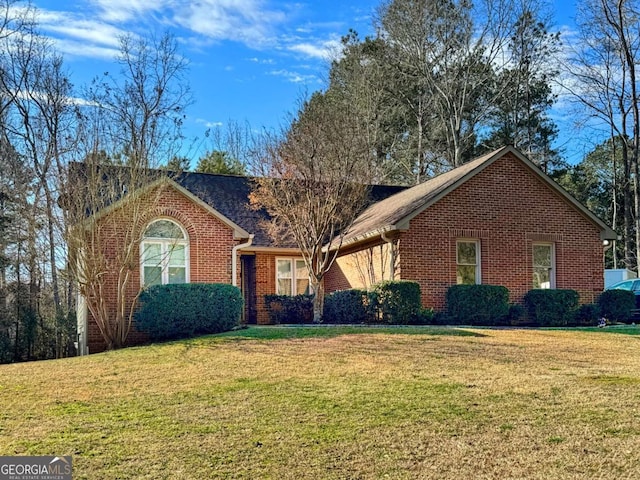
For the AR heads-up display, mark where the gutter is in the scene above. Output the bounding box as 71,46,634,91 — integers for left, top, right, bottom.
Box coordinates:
232,234,254,287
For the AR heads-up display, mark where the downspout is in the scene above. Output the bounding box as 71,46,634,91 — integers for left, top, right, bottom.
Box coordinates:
603,239,613,278
232,234,254,287
381,231,395,281
76,290,88,356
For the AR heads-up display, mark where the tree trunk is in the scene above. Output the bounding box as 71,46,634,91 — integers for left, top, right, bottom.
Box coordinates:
312,280,325,323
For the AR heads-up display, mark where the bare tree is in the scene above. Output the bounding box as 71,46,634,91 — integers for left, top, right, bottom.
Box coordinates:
250,93,374,322
375,0,519,172
65,32,191,350
86,32,191,169
564,0,640,270
65,159,166,350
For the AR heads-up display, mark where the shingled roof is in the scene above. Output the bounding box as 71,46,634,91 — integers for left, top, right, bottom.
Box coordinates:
338,146,617,247
172,172,406,248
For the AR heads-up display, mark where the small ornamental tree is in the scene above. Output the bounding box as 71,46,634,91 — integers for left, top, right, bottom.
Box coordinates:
250,92,375,322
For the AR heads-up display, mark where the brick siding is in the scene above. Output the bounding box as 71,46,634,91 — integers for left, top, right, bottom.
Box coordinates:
86,184,238,353
327,154,605,310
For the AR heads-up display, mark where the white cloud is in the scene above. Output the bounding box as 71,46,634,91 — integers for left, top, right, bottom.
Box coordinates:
196,118,224,128
36,10,127,59
50,38,121,60
287,38,342,60
173,0,287,48
87,0,163,23
268,69,318,84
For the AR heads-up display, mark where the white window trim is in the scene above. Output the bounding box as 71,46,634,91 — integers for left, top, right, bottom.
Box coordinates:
140,218,190,287
275,257,310,296
532,242,556,289
456,239,481,285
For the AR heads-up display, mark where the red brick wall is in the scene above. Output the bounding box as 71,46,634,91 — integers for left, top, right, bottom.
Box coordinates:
327,154,605,310
254,252,277,324
86,184,238,352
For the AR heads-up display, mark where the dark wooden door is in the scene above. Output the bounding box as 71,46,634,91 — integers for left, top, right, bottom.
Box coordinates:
241,255,257,324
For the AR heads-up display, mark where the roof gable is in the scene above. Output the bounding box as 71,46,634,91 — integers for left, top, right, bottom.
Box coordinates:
340,146,616,246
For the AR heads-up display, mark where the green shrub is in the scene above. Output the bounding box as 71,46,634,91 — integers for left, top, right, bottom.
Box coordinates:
507,303,526,326
368,281,423,324
597,289,636,323
136,283,243,341
445,284,510,325
522,289,580,327
574,303,600,327
264,294,313,324
409,307,436,325
323,289,369,324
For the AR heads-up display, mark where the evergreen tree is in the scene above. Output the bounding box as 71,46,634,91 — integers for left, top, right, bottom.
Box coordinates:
483,9,561,172
196,150,246,175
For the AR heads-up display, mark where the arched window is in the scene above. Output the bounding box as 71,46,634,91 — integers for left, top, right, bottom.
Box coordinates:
140,219,189,287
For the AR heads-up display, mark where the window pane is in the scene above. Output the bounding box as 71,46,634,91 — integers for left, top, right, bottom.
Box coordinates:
144,266,162,286
168,244,185,266
142,243,162,265
168,267,186,284
533,268,552,289
296,278,310,295
533,245,552,267
457,242,477,265
457,265,477,285
277,259,292,277
295,259,309,295
277,278,292,296
144,220,184,239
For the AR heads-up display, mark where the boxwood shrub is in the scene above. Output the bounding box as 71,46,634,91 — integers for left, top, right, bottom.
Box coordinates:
136,283,243,341
323,289,369,324
264,294,313,324
445,284,510,325
574,303,600,326
597,289,636,323
522,289,579,327
368,281,424,324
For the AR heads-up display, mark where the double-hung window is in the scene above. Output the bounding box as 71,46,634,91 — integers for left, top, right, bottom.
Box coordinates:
141,219,189,287
276,258,310,295
456,240,480,285
533,243,555,289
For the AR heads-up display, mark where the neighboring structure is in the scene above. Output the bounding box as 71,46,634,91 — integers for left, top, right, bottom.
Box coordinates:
604,269,637,288
77,146,616,353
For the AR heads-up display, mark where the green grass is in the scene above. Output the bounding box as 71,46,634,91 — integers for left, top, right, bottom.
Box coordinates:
204,324,484,341
1,327,640,479
569,324,640,335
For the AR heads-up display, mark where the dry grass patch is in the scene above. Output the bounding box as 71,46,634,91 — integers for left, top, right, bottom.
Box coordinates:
1,327,640,479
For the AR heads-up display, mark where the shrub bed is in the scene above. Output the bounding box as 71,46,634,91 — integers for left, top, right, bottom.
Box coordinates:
597,289,636,323
368,281,427,324
522,289,579,327
136,283,243,341
264,294,314,324
445,284,510,325
323,289,369,324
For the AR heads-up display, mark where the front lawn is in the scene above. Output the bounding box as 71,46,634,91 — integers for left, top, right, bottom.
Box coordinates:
1,327,639,479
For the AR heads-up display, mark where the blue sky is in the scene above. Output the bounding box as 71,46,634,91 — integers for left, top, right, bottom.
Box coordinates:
30,0,584,164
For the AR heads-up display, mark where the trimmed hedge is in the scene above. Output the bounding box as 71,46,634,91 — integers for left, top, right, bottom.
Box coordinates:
136,283,243,341
323,289,369,324
368,281,424,324
264,294,313,324
574,303,600,326
597,289,636,323
445,284,510,325
522,289,579,327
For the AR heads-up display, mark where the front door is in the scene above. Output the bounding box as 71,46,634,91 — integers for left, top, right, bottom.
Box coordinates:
241,255,257,324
